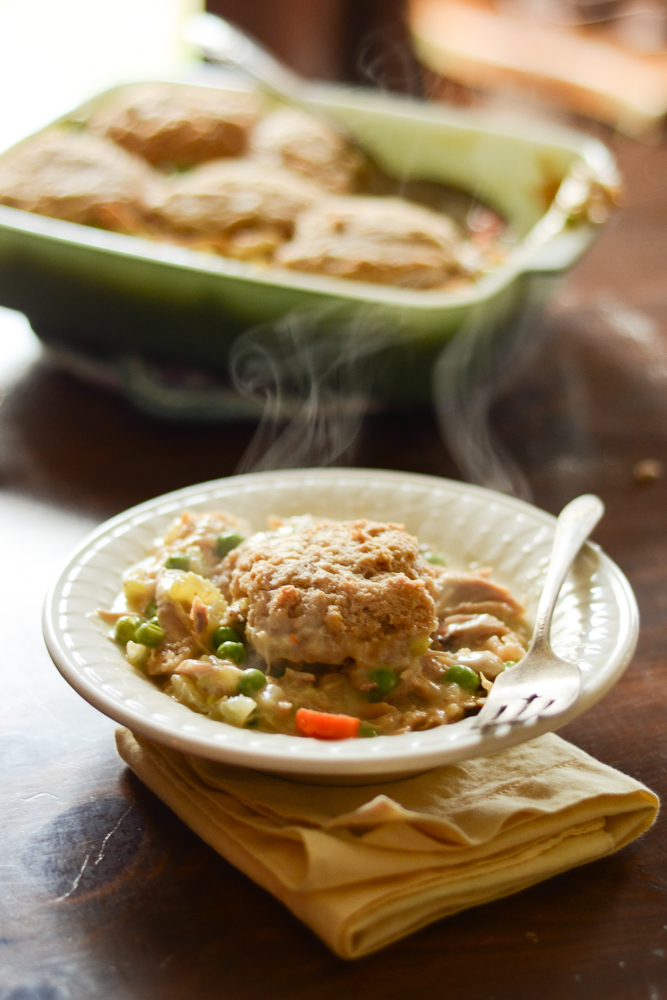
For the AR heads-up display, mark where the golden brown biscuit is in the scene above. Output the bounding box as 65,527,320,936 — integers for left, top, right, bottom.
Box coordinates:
275,195,464,288
90,83,260,168
0,128,155,234
249,108,361,193
216,519,441,668
149,159,320,260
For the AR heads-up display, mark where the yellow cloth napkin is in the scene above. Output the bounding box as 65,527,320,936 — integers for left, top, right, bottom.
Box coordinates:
116,728,658,960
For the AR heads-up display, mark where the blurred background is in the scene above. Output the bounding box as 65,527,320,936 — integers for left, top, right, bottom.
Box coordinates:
2,0,667,507
5,0,667,153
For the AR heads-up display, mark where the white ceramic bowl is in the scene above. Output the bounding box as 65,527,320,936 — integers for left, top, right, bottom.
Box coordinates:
43,469,638,782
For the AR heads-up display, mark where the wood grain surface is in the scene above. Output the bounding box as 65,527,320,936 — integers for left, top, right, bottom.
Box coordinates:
1,135,666,1000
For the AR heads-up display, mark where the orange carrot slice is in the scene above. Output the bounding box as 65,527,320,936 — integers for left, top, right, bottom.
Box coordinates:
295,708,361,740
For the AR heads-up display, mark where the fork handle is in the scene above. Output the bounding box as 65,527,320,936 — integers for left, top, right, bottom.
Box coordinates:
530,494,604,655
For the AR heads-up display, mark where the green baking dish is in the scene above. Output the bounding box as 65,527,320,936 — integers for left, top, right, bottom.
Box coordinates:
0,80,618,413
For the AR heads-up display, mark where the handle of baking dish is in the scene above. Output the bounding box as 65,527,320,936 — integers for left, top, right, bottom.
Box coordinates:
519,227,593,275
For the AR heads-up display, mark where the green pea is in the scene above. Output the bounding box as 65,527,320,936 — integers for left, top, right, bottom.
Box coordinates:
358,722,378,738
114,615,141,645
212,625,241,647
165,552,190,571
144,600,157,619
425,551,446,566
237,668,267,695
217,640,246,664
369,667,399,696
503,660,518,668
135,621,166,647
442,664,480,692
216,532,244,558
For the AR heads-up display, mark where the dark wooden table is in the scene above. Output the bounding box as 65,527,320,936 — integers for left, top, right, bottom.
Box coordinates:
2,133,667,1000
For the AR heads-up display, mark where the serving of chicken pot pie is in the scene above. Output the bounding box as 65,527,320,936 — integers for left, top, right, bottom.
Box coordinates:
99,509,528,739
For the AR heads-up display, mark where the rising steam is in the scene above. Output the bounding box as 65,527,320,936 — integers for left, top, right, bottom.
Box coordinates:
229,295,544,499
228,291,667,499
432,300,541,500
230,307,397,473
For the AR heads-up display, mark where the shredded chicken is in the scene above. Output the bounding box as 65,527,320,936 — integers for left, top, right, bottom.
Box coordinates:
438,612,510,646
436,570,524,621
190,595,209,634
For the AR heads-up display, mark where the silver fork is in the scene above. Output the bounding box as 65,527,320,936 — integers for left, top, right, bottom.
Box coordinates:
474,493,604,728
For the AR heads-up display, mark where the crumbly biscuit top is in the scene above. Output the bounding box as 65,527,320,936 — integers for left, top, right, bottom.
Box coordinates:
90,83,260,167
217,519,441,667
276,195,463,288
249,108,361,193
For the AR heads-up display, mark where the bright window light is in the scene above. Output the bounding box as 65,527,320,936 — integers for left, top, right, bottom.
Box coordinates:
0,0,203,151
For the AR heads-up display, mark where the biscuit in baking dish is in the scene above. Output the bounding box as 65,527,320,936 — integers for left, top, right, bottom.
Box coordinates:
90,83,260,168
0,128,155,234
249,108,362,193
276,195,465,288
149,158,321,260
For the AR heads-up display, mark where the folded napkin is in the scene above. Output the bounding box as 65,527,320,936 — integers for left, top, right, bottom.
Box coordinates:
116,728,658,960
